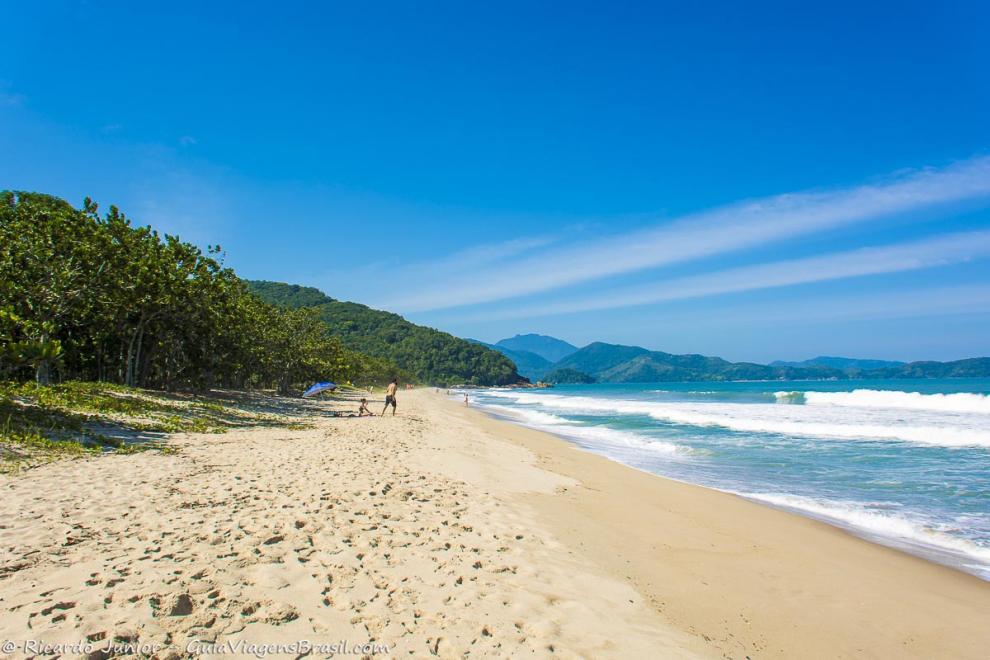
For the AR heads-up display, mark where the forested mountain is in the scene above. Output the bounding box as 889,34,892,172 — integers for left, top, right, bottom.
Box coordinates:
247,282,333,309
249,282,523,386
1,191,399,391
551,342,650,375
550,342,845,382
521,340,990,383
867,357,990,378
770,356,906,372
495,334,578,363
542,368,596,384
466,339,553,381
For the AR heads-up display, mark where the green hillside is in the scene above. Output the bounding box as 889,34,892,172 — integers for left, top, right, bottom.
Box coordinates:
558,342,844,382
552,342,650,375
542,368,595,384
771,356,906,371
1,191,397,392
249,281,523,386
866,357,990,378
466,339,553,381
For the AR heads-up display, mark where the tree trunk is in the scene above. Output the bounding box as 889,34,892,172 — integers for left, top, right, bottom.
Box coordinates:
278,371,291,395
133,325,145,387
35,330,51,385
35,359,51,385
125,319,146,388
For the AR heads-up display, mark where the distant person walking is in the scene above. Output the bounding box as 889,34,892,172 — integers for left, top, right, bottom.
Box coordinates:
382,378,398,416
464,393,469,406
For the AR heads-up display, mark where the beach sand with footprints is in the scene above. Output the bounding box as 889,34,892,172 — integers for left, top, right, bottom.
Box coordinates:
2,389,989,659
0,390,699,658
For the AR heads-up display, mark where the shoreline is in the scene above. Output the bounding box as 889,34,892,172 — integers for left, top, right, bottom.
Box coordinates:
442,390,990,658
476,402,990,582
2,388,988,658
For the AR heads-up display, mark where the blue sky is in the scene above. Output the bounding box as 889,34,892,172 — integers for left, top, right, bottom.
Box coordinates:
2,1,990,362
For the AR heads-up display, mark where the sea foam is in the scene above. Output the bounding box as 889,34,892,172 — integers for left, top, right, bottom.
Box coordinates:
775,389,990,414
478,384,990,579
486,390,990,447
480,403,685,456
740,491,990,577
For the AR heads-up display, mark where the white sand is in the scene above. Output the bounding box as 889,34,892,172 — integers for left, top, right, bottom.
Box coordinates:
3,388,989,658
0,390,703,658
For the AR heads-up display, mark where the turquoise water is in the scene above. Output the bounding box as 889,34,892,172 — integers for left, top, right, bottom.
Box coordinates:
464,379,990,579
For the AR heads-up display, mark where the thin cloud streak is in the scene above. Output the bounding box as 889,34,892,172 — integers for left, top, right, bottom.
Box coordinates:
385,156,990,312
332,235,556,305
462,230,990,320
399,235,556,279
642,284,990,328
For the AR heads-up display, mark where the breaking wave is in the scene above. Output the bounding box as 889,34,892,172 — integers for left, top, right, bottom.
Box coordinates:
774,389,990,414
486,390,990,447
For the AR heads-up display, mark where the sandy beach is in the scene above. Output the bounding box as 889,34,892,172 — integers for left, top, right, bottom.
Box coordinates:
2,389,989,659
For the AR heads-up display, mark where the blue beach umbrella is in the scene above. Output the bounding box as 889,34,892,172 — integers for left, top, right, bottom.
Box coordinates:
302,381,336,398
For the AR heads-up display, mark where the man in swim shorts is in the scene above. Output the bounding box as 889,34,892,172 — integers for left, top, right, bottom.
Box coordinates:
382,377,398,416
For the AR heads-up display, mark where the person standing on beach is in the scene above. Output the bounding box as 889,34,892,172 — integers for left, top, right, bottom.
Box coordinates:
382,377,398,416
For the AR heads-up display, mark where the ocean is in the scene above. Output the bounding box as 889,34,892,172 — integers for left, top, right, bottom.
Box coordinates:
461,379,990,580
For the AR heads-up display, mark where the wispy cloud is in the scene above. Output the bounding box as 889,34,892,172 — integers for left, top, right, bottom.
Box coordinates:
735,283,990,326
399,236,556,280
0,82,26,107
621,284,990,335
348,235,556,307
383,156,990,312
179,135,198,146
0,92,25,107
471,230,990,319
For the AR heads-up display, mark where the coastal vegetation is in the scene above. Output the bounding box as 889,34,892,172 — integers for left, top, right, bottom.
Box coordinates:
528,340,990,383
0,190,516,463
0,380,315,473
249,281,522,386
1,191,403,392
0,190,519,393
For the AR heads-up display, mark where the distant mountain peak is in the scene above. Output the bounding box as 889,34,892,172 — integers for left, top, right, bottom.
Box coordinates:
465,338,553,381
495,333,579,363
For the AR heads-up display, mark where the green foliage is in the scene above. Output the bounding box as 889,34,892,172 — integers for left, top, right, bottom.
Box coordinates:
0,307,63,379
0,191,398,392
246,281,333,309
248,281,523,386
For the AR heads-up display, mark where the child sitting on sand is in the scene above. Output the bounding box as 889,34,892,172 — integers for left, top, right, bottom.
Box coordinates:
358,398,374,416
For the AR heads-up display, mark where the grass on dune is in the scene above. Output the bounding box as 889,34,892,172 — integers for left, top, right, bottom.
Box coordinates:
0,381,311,474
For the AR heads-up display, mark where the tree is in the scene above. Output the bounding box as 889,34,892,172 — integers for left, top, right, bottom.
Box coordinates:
0,191,430,392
